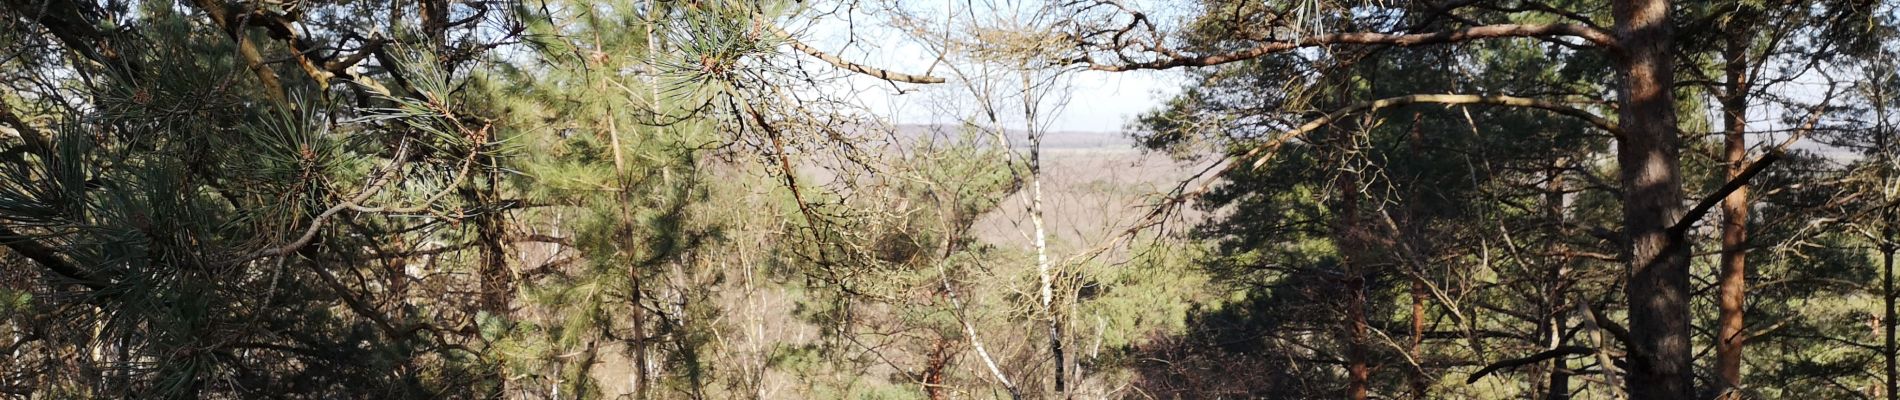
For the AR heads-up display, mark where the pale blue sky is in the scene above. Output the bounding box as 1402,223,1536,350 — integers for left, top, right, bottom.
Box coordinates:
792,2,1183,134
853,69,1182,133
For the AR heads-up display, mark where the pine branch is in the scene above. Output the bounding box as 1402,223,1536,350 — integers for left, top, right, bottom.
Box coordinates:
0,225,99,288
185,0,292,108
1670,150,1782,236
1237,94,1619,171
1090,24,1620,71
1467,346,1596,383
0,105,51,154
1,0,142,80
1066,93,1617,275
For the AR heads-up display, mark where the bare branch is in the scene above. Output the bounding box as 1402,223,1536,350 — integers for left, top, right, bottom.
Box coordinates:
1,0,142,80
0,105,50,154
1239,94,1619,170
759,21,947,84
185,0,291,108
1089,24,1619,71
1670,151,1781,236
1466,346,1595,383
242,136,416,261
1575,297,1626,398
0,225,99,287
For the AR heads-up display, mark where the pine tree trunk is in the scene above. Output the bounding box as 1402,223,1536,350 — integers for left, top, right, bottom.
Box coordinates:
1885,242,1896,400
1403,113,1430,400
926,336,952,400
1545,159,1572,400
474,162,512,315
630,4,661,397
1338,172,1370,400
1714,31,1751,399
1410,278,1427,399
1878,72,1896,400
419,0,448,48
1348,274,1370,400
1612,0,1693,396
477,215,508,313
631,262,650,400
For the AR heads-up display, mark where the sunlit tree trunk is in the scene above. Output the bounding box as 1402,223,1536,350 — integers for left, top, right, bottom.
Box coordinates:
1878,75,1897,400
1023,79,1065,396
1714,30,1752,399
1886,240,1896,400
998,65,1069,395
1611,0,1693,397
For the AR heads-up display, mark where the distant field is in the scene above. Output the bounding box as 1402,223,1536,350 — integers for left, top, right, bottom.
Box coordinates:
885,123,1147,150
970,144,1212,255
807,124,1215,257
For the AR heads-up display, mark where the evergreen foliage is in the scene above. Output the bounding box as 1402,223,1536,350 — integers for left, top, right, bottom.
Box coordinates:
1,0,1897,398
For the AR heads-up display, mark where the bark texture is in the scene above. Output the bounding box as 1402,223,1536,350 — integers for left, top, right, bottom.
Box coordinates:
1611,0,1693,397
1338,171,1370,400
1715,31,1752,398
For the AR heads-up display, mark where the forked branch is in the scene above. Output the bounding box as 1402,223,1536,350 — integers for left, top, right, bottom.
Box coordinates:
759,21,947,84
1467,346,1596,383
1670,151,1781,236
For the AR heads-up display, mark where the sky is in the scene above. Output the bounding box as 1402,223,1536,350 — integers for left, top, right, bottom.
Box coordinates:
784,0,1896,150
855,69,1182,133
792,2,1184,134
